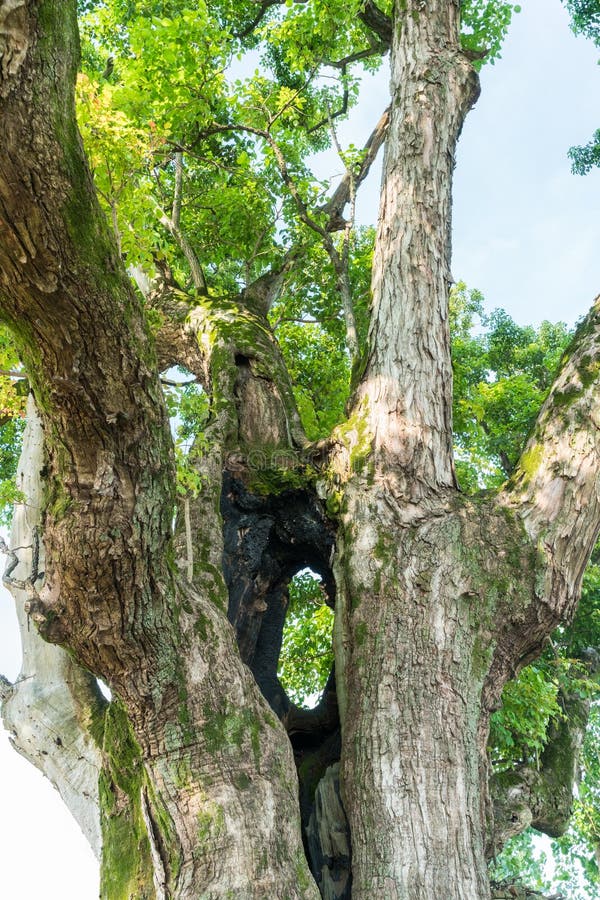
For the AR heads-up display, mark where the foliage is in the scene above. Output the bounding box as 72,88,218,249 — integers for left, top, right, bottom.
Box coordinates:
551,704,600,896
489,665,562,771
162,374,210,496
460,2,522,66
563,0,600,173
489,829,549,892
450,283,571,490
278,570,334,707
0,326,26,526
488,541,600,893
270,228,372,439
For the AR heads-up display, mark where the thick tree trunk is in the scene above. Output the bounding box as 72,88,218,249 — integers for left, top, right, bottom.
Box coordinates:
334,4,489,895
353,0,479,495
329,4,600,899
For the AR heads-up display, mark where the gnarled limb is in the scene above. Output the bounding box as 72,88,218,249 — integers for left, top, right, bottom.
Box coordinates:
490,684,590,853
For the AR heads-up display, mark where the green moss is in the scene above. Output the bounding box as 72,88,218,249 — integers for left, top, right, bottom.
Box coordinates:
355,622,368,648
350,590,362,611
196,802,225,843
294,850,314,892
471,634,495,681
99,700,155,900
203,704,263,767
517,444,544,481
326,488,344,518
332,401,373,477
194,611,211,640
552,383,583,407
233,771,251,790
577,354,600,389
247,462,317,497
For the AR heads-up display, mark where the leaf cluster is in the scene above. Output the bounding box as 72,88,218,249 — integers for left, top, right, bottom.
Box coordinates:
460,1,522,66
562,0,600,174
450,283,571,491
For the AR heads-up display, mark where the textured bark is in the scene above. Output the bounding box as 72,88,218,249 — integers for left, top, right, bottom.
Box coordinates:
326,4,600,899
336,492,518,898
352,0,479,495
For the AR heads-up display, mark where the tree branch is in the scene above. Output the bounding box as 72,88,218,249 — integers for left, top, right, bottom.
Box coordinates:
1,397,104,856
490,682,590,855
500,296,600,622
242,107,389,318
231,0,285,41
171,150,184,229
327,111,358,359
318,106,390,229
357,0,393,45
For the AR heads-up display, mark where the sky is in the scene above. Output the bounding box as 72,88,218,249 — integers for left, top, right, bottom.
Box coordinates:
0,1,599,897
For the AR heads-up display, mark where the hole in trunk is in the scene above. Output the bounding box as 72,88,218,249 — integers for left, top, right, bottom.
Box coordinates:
278,569,334,710
220,470,350,899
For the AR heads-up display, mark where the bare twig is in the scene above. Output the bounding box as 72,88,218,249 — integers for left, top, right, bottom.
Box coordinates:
160,376,198,388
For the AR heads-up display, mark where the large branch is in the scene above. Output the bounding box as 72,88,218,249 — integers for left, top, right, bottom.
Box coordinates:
242,106,389,312
350,3,480,491
0,1,177,682
357,0,392,45
497,297,600,648
318,106,390,229
0,8,319,896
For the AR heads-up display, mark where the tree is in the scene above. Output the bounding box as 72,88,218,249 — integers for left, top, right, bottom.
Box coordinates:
0,1,599,898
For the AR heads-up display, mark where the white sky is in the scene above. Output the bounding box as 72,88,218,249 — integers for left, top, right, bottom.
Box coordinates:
0,1,599,896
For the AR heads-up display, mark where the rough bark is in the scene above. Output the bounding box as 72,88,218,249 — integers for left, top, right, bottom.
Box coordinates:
352,0,479,495
327,4,600,899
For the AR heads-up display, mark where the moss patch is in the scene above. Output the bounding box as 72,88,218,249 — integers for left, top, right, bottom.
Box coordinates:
99,700,155,900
